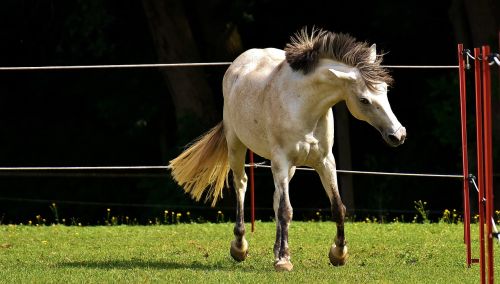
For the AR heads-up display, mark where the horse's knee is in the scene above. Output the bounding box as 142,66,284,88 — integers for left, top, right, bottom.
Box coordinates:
279,210,292,224
278,198,293,223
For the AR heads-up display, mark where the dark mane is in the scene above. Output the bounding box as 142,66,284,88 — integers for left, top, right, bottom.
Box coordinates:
284,28,393,91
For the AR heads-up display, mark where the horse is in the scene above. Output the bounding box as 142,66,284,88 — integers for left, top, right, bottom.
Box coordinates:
168,28,406,271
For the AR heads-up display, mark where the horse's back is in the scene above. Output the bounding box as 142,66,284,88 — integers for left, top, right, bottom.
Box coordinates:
223,48,285,94
230,48,285,69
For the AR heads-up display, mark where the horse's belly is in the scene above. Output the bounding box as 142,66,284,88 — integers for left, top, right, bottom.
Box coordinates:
225,106,273,159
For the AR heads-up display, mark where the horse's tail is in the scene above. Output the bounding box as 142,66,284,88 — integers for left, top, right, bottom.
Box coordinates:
168,122,230,207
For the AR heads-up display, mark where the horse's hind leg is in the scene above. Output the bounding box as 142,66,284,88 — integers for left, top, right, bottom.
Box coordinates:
316,154,348,266
227,133,249,262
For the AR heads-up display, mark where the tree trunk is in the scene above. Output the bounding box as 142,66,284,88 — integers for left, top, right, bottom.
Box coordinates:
142,0,218,140
190,0,243,60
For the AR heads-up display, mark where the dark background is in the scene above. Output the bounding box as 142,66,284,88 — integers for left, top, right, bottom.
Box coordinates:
0,0,498,224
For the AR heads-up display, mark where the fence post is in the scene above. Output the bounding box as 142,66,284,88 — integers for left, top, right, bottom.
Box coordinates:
474,47,486,283
481,45,494,284
457,43,471,267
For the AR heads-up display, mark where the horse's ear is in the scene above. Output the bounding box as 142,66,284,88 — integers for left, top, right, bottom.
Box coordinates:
369,44,377,63
328,67,357,81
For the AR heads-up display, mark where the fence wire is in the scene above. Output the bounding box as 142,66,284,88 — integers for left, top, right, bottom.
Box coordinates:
0,63,460,71
0,59,492,217
0,164,465,179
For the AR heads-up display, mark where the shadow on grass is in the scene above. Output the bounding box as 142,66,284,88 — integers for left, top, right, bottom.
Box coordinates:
57,259,262,272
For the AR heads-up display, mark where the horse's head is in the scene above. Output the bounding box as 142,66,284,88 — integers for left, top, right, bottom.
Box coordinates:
284,29,405,146
328,45,406,147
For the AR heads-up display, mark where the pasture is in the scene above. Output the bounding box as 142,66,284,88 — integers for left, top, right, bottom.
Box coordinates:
0,222,496,283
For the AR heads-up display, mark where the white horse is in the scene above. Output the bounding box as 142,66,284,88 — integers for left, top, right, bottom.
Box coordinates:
169,28,406,271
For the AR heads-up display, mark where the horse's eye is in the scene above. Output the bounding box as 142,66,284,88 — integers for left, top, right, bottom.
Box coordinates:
360,98,371,105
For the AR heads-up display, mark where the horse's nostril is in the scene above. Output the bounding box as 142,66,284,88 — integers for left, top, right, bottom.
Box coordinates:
388,134,400,144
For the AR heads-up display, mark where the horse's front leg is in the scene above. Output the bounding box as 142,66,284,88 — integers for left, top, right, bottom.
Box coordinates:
272,161,294,271
315,154,348,266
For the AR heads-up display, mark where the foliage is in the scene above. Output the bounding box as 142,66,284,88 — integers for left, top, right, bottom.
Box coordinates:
440,209,462,224
0,222,494,283
2,200,483,226
0,1,497,226
413,200,430,224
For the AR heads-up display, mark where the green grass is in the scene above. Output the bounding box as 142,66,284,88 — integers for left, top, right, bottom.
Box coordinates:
0,222,496,283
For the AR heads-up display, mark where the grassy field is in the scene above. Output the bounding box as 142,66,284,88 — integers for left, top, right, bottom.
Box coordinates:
0,222,497,283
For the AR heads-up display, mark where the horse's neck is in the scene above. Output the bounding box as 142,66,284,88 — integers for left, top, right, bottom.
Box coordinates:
281,68,345,122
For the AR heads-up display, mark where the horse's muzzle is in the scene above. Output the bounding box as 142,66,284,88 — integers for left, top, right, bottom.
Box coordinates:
384,126,406,147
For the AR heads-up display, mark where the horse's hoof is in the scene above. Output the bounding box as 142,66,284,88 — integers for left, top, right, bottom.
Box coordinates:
329,244,348,266
274,259,293,272
230,239,248,262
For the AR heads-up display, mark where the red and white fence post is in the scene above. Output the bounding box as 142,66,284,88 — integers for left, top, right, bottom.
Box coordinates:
459,43,497,284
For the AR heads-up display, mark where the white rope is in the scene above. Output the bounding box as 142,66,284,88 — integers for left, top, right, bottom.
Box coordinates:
0,62,232,71
491,56,500,66
492,219,500,244
466,176,500,244
471,177,480,193
245,163,463,179
0,164,464,179
0,62,459,71
381,65,459,69
0,166,169,171
464,50,476,61
462,50,500,67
